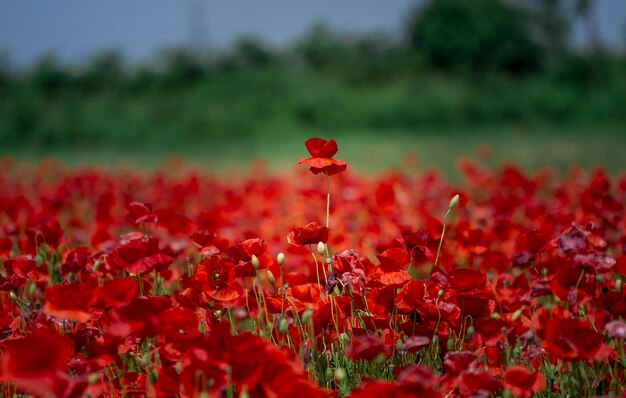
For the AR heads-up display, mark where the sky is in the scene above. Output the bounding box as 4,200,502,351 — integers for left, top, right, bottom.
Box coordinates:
1,0,625,67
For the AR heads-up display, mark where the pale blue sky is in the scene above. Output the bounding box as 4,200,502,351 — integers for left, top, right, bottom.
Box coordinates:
1,0,625,66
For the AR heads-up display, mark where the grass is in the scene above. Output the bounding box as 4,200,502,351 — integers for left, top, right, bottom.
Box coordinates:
4,125,626,177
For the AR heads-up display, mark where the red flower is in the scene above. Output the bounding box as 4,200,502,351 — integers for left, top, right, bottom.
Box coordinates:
298,137,347,176
542,317,611,360
159,307,201,342
97,277,140,307
107,233,173,275
503,366,545,397
44,281,98,323
346,334,386,361
287,222,329,247
195,256,242,301
126,201,157,225
0,330,71,396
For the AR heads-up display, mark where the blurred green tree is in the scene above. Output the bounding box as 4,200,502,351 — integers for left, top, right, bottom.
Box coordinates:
406,0,542,75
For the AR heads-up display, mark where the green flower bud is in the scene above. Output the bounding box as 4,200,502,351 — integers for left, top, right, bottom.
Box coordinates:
334,368,347,380
87,373,100,384
277,252,285,266
465,325,475,340
141,352,151,365
302,309,313,324
279,318,289,333
267,270,276,285
511,308,523,321
616,279,622,292
8,291,18,302
449,194,460,210
438,289,444,298
325,368,333,379
447,337,455,351
251,254,259,270
317,241,326,255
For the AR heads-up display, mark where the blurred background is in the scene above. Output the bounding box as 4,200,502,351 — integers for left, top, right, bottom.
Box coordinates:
1,0,625,174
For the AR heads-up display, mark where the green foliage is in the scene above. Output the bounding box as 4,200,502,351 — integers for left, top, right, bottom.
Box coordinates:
407,0,542,74
0,11,625,155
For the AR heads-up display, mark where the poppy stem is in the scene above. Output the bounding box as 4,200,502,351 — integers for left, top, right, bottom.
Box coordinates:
426,207,452,286
324,171,331,229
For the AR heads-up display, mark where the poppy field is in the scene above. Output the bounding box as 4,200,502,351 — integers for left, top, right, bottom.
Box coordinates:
1,137,626,397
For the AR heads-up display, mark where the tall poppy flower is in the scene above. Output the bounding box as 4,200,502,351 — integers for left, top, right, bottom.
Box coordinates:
298,137,347,175
287,222,329,247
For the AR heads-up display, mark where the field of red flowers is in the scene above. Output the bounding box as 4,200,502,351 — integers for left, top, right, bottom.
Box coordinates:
1,138,625,397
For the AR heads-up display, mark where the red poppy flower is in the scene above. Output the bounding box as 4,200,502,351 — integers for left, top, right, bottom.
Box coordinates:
107,233,173,275
298,137,347,175
108,296,172,337
44,281,98,323
542,317,611,360
287,222,329,247
0,330,71,397
346,334,387,361
97,277,140,307
159,307,201,342
503,366,545,397
195,256,242,301
126,201,157,225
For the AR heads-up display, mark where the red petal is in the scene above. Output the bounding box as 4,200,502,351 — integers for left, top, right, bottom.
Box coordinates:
304,137,338,158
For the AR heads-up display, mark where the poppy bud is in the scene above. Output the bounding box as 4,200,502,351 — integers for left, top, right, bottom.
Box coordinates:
334,368,347,381
88,373,100,384
449,194,460,210
490,312,501,319
141,352,151,365
616,279,622,292
595,274,603,283
326,257,331,264
438,289,444,298
511,308,523,321
340,332,350,343
279,318,289,333
302,308,313,324
8,291,18,302
447,337,455,351
267,270,276,285
465,325,475,340
317,241,326,255
240,390,250,398
251,254,259,270
325,368,333,379
277,252,285,266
